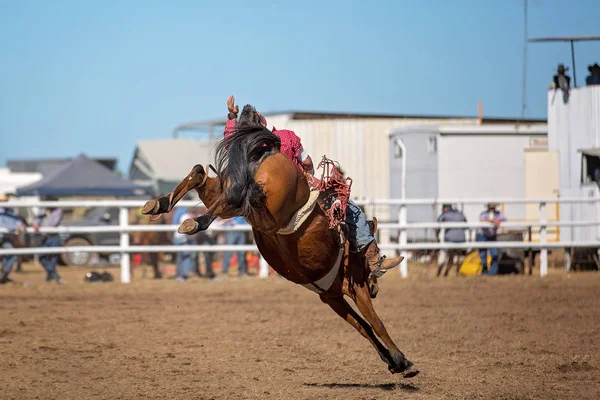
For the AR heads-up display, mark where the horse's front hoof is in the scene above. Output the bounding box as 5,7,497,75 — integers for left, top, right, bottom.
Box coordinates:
142,199,160,215
178,218,199,235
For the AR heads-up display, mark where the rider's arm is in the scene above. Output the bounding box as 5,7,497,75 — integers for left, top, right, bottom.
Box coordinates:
224,95,238,138
298,146,315,175
224,119,237,139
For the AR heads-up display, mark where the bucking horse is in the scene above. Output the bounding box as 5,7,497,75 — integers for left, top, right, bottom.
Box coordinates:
141,125,419,378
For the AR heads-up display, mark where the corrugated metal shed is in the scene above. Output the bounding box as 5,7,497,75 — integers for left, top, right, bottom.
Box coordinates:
129,138,218,195
285,118,477,202
437,130,547,224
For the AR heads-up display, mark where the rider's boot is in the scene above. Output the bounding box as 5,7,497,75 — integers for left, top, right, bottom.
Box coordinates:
365,240,404,279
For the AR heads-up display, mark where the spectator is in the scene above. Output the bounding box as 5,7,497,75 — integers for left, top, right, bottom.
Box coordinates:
193,206,217,280
476,203,507,275
221,216,248,277
435,204,467,277
0,194,25,284
33,197,63,283
586,63,600,86
552,64,571,91
172,207,197,282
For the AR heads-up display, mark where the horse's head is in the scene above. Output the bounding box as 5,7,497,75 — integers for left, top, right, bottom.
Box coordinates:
239,104,267,128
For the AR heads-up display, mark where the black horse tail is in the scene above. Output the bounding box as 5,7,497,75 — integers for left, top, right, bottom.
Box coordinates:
214,124,281,220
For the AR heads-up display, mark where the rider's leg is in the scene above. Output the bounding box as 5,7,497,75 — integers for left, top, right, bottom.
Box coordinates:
345,200,403,278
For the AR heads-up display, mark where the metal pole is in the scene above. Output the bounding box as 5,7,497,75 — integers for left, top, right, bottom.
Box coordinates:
396,138,408,278
520,0,528,120
539,202,548,277
399,205,408,278
119,207,131,283
570,40,577,88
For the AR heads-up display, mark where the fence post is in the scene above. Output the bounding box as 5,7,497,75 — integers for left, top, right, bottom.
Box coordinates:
259,255,269,278
439,226,446,267
539,202,548,277
399,204,408,278
119,207,131,284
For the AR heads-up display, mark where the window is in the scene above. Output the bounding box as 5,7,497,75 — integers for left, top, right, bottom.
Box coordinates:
427,137,437,154
583,154,600,184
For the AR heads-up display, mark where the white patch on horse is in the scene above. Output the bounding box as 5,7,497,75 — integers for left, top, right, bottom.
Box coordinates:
277,190,320,235
301,247,344,294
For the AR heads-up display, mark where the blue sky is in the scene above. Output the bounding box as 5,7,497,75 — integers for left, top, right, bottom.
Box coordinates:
1,0,599,173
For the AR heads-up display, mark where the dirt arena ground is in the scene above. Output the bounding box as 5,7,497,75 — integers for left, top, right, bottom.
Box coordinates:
1,264,599,400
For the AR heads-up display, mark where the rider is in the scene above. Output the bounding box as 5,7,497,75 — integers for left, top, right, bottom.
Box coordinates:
225,96,314,175
223,96,402,280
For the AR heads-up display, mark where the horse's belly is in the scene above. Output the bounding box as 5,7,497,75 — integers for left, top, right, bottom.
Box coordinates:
254,214,340,285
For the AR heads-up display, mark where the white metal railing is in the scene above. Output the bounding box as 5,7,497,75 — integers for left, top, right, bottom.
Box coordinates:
0,197,599,282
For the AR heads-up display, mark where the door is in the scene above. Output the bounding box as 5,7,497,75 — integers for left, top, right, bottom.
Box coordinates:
525,150,559,240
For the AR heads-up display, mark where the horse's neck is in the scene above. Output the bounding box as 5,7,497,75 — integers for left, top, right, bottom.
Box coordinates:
198,176,276,233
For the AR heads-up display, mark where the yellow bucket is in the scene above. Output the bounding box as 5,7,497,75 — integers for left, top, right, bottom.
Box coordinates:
458,251,491,276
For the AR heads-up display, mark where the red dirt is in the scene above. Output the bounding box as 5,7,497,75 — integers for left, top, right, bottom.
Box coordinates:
1,265,599,399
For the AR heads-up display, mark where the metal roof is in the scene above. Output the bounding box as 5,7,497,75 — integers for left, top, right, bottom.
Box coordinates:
439,124,547,135
7,157,117,176
173,111,546,137
390,123,547,137
130,138,218,182
16,154,148,197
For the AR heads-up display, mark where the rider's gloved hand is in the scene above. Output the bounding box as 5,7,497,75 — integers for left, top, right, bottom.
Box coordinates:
227,95,239,120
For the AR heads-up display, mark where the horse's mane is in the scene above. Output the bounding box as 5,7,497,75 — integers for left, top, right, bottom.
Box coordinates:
214,124,281,220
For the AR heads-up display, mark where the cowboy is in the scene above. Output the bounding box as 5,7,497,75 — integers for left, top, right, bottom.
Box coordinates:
224,96,402,280
33,197,64,283
551,64,571,91
435,203,467,277
586,63,600,86
0,194,25,284
476,203,507,275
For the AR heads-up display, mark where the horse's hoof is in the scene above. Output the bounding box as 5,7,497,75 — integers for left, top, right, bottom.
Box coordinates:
401,364,420,379
389,360,419,378
142,199,160,215
178,218,199,235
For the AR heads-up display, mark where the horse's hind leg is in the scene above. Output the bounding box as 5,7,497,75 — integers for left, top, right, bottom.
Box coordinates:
320,295,395,368
350,283,419,378
142,164,206,216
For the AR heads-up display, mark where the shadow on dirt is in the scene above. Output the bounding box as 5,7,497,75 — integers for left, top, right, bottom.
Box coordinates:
304,382,419,392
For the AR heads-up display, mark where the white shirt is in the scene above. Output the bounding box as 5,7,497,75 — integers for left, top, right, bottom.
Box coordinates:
173,212,192,240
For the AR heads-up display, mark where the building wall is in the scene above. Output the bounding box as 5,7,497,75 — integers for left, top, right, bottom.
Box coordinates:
389,127,440,241
561,184,600,241
547,86,600,242
279,117,476,254
437,134,543,225
524,149,560,241
547,86,600,190
284,117,476,221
